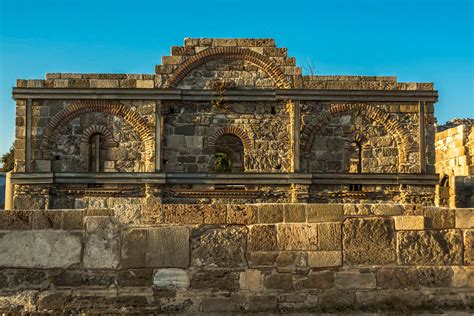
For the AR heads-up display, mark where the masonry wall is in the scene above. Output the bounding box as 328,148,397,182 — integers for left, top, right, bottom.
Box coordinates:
0,204,472,313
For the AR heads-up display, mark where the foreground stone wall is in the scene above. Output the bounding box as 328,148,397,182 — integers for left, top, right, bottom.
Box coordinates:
0,204,472,313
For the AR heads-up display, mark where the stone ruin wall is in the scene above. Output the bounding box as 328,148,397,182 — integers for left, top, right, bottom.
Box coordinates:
0,204,472,313
435,123,474,207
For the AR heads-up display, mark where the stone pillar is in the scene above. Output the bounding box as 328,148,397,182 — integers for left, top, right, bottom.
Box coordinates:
290,183,309,203
142,184,163,224
4,171,13,210
25,99,32,172
155,100,162,172
288,100,301,173
419,101,426,174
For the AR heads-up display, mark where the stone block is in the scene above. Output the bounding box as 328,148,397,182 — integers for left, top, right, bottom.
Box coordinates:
371,204,404,216
248,225,277,251
248,295,278,311
307,204,343,223
277,224,317,250
184,136,203,148
335,270,376,289
34,160,51,172
153,268,189,288
317,222,341,250
464,230,474,265
38,292,67,311
343,204,371,216
84,216,121,269
32,211,62,229
200,295,246,313
89,79,119,88
393,216,426,230
164,204,226,224
191,226,246,268
190,270,239,291
424,207,455,229
147,226,190,268
297,270,334,289
307,251,342,267
455,208,474,228
258,204,284,223
227,205,257,224
174,125,195,135
376,267,418,289
343,217,396,265
263,273,293,290
417,267,453,287
397,230,462,265
0,231,82,268
136,79,154,88
62,210,84,230
284,204,306,222
240,269,264,291
0,210,33,230
246,251,278,268
117,269,153,286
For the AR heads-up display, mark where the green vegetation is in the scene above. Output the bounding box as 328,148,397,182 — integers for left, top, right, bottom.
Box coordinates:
1,143,14,172
214,152,232,173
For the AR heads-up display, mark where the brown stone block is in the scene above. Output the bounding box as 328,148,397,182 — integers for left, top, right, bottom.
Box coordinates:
164,204,226,224
212,38,237,46
117,269,153,287
393,216,426,230
89,79,119,88
284,204,306,222
275,251,307,269
240,269,264,291
464,230,474,265
85,209,114,216
343,217,396,265
263,273,293,290
417,267,453,287
248,295,278,312
255,38,275,47
335,270,376,289
32,211,62,229
455,208,474,228
246,251,278,268
317,222,342,250
62,210,84,230
84,217,121,269
424,207,455,229
277,224,317,251
237,38,256,46
397,230,462,265
146,226,190,268
161,55,183,65
190,270,239,291
121,228,147,268
371,204,404,216
248,225,277,251
0,210,33,230
227,204,257,224
376,267,419,289
38,292,68,311
258,204,284,223
296,270,334,289
307,251,342,268
307,204,343,223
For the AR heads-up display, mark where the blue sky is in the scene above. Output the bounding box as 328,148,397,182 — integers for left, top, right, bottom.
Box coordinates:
0,0,472,156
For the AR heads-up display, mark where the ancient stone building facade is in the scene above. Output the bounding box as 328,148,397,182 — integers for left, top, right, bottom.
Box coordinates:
2,39,471,313
11,38,438,211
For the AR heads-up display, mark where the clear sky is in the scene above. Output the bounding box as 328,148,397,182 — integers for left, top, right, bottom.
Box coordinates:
0,0,472,156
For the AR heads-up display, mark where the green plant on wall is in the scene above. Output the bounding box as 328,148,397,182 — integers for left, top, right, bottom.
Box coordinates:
0,143,14,172
214,152,232,173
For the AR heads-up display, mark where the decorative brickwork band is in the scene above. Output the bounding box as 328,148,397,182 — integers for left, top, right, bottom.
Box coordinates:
164,47,292,89
207,126,252,151
40,100,154,161
80,125,118,147
301,103,411,166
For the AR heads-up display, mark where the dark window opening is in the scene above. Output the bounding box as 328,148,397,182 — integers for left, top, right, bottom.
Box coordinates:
214,134,244,173
349,141,363,174
270,106,276,115
349,184,363,191
214,152,232,173
440,175,449,187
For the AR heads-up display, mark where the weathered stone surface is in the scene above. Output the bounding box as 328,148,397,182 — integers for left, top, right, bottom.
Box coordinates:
465,230,474,265
263,273,293,290
62,210,84,230
258,204,284,223
248,295,278,311
190,270,239,291
147,226,190,268
417,267,453,287
117,269,153,286
343,217,396,265
275,251,307,269
239,269,263,291
376,267,419,289
307,204,343,223
32,211,62,229
246,251,278,267
372,204,404,216
393,216,426,230
248,225,277,251
0,231,82,268
452,266,474,287
38,292,67,311
424,207,455,229
191,226,246,267
307,251,342,267
335,270,376,289
455,208,474,228
164,204,226,224
84,216,121,269
227,205,257,224
200,295,246,313
277,224,317,250
317,222,341,250
397,230,462,265
0,211,33,230
284,204,306,222
343,204,371,216
153,268,189,288
297,270,334,289
121,229,147,268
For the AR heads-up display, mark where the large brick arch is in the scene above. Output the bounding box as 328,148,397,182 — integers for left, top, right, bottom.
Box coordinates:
207,126,252,152
164,47,292,89
40,100,154,161
301,103,411,165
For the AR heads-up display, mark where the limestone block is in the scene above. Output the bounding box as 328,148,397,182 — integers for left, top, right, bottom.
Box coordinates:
117,269,153,287
317,222,341,250
32,211,62,229
343,218,396,265
191,226,246,268
397,230,462,265
121,229,147,268
263,273,293,290
375,267,418,289
455,208,474,228
307,204,343,223
227,205,257,224
277,224,317,250
248,295,278,312
452,266,474,288
89,79,119,88
240,269,264,291
424,207,455,229
0,210,33,229
371,204,404,216
0,231,82,268
163,204,226,224
284,204,306,222
248,225,277,251
296,270,334,289
153,268,189,288
136,79,154,88
34,160,51,172
393,216,426,230
417,267,453,287
335,270,376,289
84,217,121,269
258,204,284,223
190,270,239,291
147,226,190,268
247,252,278,268
307,251,342,267
465,230,474,265
184,136,203,148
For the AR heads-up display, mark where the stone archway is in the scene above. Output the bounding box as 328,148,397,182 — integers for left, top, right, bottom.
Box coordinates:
164,47,292,89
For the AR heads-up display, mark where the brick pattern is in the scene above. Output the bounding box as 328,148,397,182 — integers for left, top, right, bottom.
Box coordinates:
207,125,252,151
79,125,117,147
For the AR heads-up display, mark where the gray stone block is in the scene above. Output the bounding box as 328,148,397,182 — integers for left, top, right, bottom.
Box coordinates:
147,226,190,268
84,216,121,269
